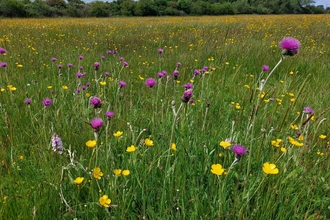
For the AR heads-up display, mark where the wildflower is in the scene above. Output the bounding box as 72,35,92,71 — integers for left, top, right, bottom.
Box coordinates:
113,131,123,137
144,138,154,147
303,106,314,114
123,61,128,67
90,118,103,130
193,69,200,76
171,143,177,151
158,48,163,54
280,147,286,153
0,62,7,67
119,57,124,61
67,63,73,68
211,164,225,176
100,81,106,86
99,195,111,208
181,89,193,103
51,57,57,62
271,139,283,147
74,177,84,185
42,98,52,107
86,140,97,148
122,170,130,176
262,162,279,174
288,136,304,147
78,55,84,60
76,72,83,78
0,48,6,54
25,98,32,105
183,83,193,89
232,145,248,157
51,133,64,154
94,62,100,70
57,64,62,69
319,134,326,139
62,85,68,90
219,141,231,149
173,70,179,80
262,65,269,72
114,169,122,176
105,111,115,118
101,55,105,60
280,37,301,56
290,124,298,130
90,96,102,108
145,78,156,88
93,167,103,180
119,81,126,88
126,145,137,152
158,72,164,78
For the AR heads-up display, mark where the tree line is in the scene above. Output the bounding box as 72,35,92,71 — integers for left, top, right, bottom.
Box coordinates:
0,0,328,18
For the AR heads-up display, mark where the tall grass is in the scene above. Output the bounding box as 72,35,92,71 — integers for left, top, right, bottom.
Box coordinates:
1,15,330,219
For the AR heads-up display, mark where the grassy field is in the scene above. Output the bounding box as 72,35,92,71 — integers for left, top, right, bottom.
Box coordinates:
1,15,330,219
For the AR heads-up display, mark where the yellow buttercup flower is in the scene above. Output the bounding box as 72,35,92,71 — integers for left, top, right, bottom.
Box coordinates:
210,164,225,176
319,134,326,139
114,169,122,177
62,85,68,90
144,138,154,147
74,177,84,185
122,170,130,176
100,81,106,86
262,162,279,174
126,145,137,152
99,195,111,208
86,140,97,148
171,143,177,151
219,141,231,149
93,167,103,180
114,131,123,137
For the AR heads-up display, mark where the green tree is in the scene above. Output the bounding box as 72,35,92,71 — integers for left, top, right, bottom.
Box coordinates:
0,0,27,17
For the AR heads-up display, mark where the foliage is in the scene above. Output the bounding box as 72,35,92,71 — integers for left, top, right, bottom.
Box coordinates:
0,15,330,219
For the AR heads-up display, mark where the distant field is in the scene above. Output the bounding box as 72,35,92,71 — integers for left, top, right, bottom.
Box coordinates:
1,15,330,219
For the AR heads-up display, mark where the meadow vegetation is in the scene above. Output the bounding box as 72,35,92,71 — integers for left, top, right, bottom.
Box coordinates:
0,15,330,219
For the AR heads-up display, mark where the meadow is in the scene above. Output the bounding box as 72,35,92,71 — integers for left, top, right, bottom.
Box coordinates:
0,15,330,219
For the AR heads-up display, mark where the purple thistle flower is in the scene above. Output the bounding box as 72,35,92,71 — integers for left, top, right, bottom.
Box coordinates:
157,72,164,78
119,80,127,88
105,111,115,118
176,62,181,67
182,89,193,103
173,70,179,80
262,65,269,72
104,72,109,76
158,48,164,54
0,48,6,54
145,78,156,88
42,98,52,107
90,118,103,130
101,55,105,60
193,69,200,76
67,63,73,68
189,99,195,104
76,72,83,78
107,50,112,54
78,55,84,60
81,85,87,90
51,57,57,62
184,83,194,89
202,66,208,73
76,89,80,94
113,50,118,54
0,62,7,67
79,66,83,70
161,70,167,75
86,82,91,87
280,37,301,56
57,64,62,69
94,62,100,70
90,96,102,108
303,106,314,114
232,145,248,157
119,57,124,61
25,98,32,105
51,133,64,154
123,61,128,67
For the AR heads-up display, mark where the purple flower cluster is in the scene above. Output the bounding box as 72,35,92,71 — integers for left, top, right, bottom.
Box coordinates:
145,78,156,88
280,37,301,56
303,106,314,114
90,118,103,130
0,48,6,54
90,96,102,108
181,89,193,103
51,133,64,154
262,65,269,72
232,145,248,158
42,98,52,107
